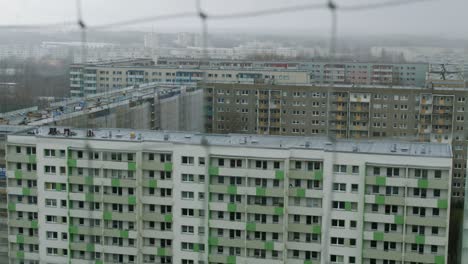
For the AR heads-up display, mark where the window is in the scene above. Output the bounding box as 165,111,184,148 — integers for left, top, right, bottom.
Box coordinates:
274,161,280,169
333,183,346,192
160,154,171,162
386,168,400,177
332,201,345,210
45,199,57,207
331,219,345,228
44,166,56,174
198,174,205,183
182,174,194,182
198,157,205,165
333,165,347,173
330,255,344,263
44,149,56,157
352,166,359,174
255,160,268,170
434,170,442,178
46,215,57,223
331,237,345,246
351,184,358,192
182,156,194,165
182,208,194,217
415,169,428,178
373,167,380,176
46,231,58,240
182,225,194,234
181,191,194,200
47,247,58,256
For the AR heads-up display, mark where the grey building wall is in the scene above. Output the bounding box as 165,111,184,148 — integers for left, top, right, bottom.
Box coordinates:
204,83,467,202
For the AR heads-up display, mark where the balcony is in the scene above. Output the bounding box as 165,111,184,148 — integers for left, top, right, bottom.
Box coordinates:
405,253,444,264
69,225,102,236
364,194,405,206
9,234,39,244
141,246,173,256
245,205,284,215
102,211,136,222
102,194,136,204
404,234,446,246
246,222,283,233
288,223,321,234
6,153,36,163
289,170,323,181
363,249,402,261
141,161,173,172
209,166,284,180
405,215,446,227
288,188,323,198
141,213,173,223
209,236,244,247
208,254,238,264
363,231,403,243
8,187,38,196
8,219,38,229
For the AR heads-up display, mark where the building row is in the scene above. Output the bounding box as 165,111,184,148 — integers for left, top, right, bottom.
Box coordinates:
69,58,428,97
5,127,452,264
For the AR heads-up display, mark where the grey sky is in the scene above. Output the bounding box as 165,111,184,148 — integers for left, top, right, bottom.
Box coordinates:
1,0,468,38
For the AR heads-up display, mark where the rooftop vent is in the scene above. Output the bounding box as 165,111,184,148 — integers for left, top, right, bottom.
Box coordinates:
352,144,359,152
325,141,333,146
164,134,169,141
251,139,259,144
240,137,247,144
390,144,397,152
48,127,58,135
184,135,192,139
86,129,95,137
420,145,426,154
305,141,310,148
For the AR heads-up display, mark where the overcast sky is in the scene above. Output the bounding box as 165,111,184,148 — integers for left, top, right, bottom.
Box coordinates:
1,0,468,39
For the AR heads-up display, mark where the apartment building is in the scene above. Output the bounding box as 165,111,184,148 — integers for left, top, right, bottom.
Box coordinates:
204,83,467,201
70,58,428,97
70,60,310,97
6,127,451,264
1,126,30,263
156,57,428,87
463,158,468,263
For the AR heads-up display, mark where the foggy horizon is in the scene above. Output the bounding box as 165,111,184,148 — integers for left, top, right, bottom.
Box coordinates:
1,0,467,40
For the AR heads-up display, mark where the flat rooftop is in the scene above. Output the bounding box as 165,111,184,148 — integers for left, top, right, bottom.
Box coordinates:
13,126,452,158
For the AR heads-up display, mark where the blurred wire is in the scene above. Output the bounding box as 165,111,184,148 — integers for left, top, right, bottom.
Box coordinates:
91,12,197,30
209,3,328,19
340,0,437,11
0,22,76,30
0,0,438,31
